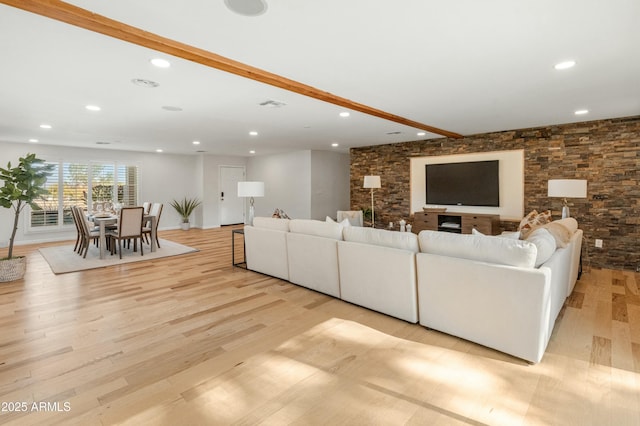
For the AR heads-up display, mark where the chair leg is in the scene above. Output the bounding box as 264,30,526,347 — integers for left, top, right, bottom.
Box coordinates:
140,238,144,256
118,239,123,259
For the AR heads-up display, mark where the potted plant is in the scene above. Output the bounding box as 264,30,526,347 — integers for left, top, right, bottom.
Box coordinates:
170,197,202,230
0,153,54,282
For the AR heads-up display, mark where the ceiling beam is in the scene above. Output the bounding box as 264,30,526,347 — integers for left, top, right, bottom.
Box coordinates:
1,0,463,139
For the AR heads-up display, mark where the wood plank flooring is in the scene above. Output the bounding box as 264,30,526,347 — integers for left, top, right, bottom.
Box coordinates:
1,227,639,425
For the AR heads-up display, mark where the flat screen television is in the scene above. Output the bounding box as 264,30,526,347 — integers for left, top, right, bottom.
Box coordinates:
425,160,500,207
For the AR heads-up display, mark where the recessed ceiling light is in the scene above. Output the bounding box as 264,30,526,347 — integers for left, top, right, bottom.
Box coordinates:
224,0,268,16
85,105,101,111
331,143,339,147
192,140,200,145
131,78,159,88
417,132,426,136
575,109,589,115
29,138,38,143
249,150,256,154
249,131,258,136
156,149,163,153
150,58,171,68
554,60,576,70
39,124,52,129
339,112,350,118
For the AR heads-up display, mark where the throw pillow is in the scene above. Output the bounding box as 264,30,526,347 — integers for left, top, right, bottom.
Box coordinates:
518,209,552,239
326,216,351,227
542,220,575,248
525,227,557,267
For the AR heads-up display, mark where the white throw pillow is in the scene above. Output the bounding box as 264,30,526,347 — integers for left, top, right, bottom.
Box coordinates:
326,216,351,227
526,227,557,267
473,228,520,240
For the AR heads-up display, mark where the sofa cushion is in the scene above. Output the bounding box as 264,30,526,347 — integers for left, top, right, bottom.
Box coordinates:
418,230,537,268
342,227,419,252
252,216,290,232
542,217,578,248
290,219,344,240
525,227,557,267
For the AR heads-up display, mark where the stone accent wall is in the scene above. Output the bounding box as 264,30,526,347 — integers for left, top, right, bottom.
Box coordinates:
350,116,640,271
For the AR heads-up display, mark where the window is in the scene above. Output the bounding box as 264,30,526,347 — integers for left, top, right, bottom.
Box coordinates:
29,161,138,230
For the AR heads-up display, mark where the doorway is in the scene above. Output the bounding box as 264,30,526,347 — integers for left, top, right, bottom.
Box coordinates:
219,166,245,225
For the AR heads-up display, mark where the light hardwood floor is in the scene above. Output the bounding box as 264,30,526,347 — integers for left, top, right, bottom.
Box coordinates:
0,227,639,425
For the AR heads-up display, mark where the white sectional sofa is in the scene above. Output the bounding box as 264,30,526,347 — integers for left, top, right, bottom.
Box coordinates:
243,216,583,363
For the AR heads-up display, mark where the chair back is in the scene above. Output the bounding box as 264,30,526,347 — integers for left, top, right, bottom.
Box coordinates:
337,210,363,227
142,202,151,214
148,203,163,229
70,205,82,233
117,207,144,238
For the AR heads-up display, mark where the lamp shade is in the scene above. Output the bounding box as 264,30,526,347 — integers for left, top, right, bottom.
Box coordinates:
363,175,381,189
547,179,587,198
237,181,265,197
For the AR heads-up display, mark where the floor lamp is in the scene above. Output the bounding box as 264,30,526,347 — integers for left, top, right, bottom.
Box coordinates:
547,179,587,218
237,181,265,226
363,176,381,227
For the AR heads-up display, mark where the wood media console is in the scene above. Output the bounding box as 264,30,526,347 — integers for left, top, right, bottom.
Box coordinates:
412,211,500,235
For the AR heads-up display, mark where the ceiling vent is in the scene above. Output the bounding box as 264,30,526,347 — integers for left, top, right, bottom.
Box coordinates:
259,99,287,108
386,131,402,135
224,0,268,16
131,78,159,88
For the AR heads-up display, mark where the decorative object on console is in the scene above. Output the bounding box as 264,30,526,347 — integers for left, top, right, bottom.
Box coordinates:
272,208,290,219
238,181,265,226
363,175,381,228
547,179,587,219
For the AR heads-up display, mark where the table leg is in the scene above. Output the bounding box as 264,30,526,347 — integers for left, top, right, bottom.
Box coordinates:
150,216,157,253
99,221,106,259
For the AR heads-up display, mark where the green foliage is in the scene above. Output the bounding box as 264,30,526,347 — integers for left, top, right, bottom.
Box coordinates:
0,153,55,259
169,197,202,223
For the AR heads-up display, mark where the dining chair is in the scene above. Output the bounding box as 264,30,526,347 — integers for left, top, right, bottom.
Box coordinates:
142,201,151,215
143,203,163,248
74,206,101,258
70,206,82,253
107,206,145,259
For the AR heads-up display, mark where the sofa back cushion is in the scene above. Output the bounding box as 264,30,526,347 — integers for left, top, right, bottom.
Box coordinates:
289,219,343,240
252,217,290,232
343,227,419,252
418,230,537,268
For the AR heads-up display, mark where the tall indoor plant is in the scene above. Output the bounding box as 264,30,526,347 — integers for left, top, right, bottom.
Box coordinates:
0,153,54,282
170,197,201,230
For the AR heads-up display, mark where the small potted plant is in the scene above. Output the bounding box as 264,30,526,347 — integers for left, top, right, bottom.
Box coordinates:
0,153,54,282
170,197,202,230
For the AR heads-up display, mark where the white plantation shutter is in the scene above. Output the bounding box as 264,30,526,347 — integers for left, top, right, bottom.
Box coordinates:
28,161,139,230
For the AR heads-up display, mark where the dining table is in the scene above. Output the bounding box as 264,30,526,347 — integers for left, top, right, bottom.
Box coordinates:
93,214,157,259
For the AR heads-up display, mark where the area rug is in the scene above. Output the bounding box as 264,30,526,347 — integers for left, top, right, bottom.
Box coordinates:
38,239,199,274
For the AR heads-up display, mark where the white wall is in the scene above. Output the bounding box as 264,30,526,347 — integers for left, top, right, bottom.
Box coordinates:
246,150,350,220
410,150,524,220
247,150,311,219
311,150,350,220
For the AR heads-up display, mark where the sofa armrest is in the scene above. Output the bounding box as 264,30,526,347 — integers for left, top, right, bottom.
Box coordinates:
244,226,289,280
